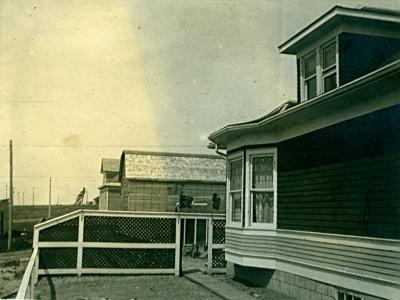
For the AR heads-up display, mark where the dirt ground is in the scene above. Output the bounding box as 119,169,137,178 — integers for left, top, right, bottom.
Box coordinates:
34,275,221,300
0,249,31,298
215,275,295,300
0,252,293,300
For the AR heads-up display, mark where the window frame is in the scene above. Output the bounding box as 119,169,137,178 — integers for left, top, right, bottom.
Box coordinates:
300,36,339,101
227,151,244,227
302,50,317,101
245,148,277,230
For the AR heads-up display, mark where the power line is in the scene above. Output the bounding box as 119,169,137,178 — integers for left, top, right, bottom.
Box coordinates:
0,144,206,148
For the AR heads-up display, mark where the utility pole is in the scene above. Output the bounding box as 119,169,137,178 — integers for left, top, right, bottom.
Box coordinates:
48,177,52,219
7,140,13,251
57,194,59,205
17,192,20,206
5,184,7,200
32,187,35,206
22,192,24,206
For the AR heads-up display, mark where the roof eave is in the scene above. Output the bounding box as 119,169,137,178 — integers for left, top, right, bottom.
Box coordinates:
279,6,400,55
209,60,400,147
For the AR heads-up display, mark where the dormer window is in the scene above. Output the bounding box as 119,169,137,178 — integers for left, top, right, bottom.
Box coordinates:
301,39,338,101
322,41,337,93
303,52,317,100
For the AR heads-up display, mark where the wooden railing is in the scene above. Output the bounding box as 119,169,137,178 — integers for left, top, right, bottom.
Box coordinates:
15,247,38,299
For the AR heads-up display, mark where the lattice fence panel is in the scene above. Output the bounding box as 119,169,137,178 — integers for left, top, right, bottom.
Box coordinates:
84,216,176,243
212,219,225,244
212,248,226,268
82,248,175,269
39,248,77,269
39,217,79,242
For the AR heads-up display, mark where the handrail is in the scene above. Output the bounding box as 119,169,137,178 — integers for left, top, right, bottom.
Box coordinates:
16,247,38,299
34,209,83,230
83,209,225,218
34,209,225,231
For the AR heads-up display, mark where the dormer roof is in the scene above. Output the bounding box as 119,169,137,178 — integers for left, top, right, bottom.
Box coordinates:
279,6,400,55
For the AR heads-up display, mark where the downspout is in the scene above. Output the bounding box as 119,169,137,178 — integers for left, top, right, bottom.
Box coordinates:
207,142,226,157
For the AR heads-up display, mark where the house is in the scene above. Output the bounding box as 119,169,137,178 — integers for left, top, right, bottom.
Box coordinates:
209,6,400,300
98,158,122,210
118,150,226,213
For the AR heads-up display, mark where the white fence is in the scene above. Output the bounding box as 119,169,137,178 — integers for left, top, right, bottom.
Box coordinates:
16,209,225,298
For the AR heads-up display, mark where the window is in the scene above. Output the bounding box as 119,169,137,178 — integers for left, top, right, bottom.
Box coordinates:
303,52,317,100
246,148,277,229
228,156,243,223
251,156,274,223
301,39,338,101
227,148,277,229
337,290,363,300
322,42,337,93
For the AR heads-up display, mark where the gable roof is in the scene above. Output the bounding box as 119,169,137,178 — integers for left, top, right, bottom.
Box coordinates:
120,150,226,182
100,158,120,173
279,5,400,54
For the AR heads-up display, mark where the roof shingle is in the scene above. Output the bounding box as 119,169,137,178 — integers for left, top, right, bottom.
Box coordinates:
121,151,226,182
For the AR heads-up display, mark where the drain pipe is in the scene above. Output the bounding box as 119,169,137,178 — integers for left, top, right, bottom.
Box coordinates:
207,142,226,157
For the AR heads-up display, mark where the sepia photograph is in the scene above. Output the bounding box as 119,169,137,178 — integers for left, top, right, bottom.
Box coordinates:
0,0,399,299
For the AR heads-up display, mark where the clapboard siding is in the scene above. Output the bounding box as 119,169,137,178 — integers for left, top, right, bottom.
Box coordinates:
277,105,400,239
277,152,400,238
225,230,400,285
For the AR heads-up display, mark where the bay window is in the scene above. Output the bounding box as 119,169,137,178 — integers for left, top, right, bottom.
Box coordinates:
228,155,243,223
227,148,277,229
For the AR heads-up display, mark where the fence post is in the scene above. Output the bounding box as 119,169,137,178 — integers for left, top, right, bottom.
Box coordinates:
32,227,39,285
207,217,213,275
174,216,181,276
77,213,85,276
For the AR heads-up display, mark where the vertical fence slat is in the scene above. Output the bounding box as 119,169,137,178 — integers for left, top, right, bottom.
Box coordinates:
174,216,181,276
77,214,84,276
207,218,213,275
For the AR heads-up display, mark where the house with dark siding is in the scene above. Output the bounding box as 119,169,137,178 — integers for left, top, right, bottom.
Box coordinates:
98,158,122,210
209,6,400,300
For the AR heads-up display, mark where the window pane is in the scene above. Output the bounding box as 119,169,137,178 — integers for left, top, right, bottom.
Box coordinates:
252,156,273,189
338,292,345,300
231,192,241,222
324,73,337,92
304,53,316,78
230,159,242,190
323,43,336,69
354,297,362,300
346,295,353,300
306,77,317,100
252,191,273,223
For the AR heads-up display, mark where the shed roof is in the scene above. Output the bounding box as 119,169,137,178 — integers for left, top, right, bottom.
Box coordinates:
120,150,226,182
100,158,120,173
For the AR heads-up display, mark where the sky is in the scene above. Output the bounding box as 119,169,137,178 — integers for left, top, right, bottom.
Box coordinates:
0,0,399,205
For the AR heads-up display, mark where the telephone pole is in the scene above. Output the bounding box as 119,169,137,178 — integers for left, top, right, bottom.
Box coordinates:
32,187,35,206
48,177,52,218
7,140,13,251
22,192,24,206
